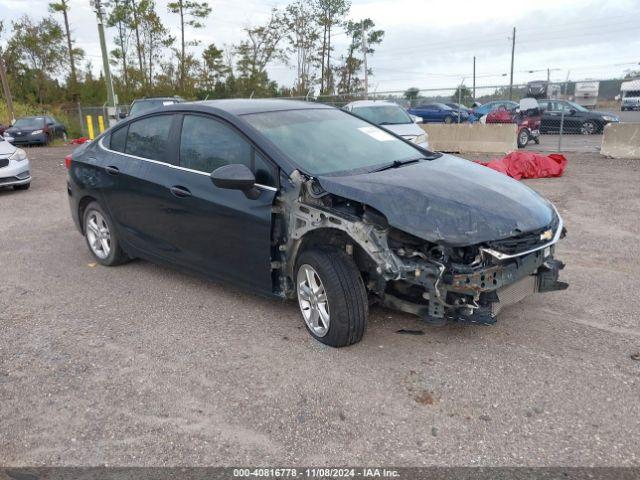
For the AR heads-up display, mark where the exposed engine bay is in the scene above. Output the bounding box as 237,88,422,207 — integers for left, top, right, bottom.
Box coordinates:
271,170,568,326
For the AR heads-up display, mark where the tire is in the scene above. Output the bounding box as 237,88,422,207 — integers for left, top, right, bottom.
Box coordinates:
13,183,30,191
517,128,530,148
443,116,453,124
83,201,129,266
580,121,596,135
295,249,368,348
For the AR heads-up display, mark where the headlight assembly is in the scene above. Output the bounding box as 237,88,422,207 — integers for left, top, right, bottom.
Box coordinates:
602,116,618,122
10,148,28,162
31,129,44,135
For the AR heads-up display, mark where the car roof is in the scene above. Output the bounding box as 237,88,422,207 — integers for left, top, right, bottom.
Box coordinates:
345,100,399,108
132,96,184,103
192,99,333,115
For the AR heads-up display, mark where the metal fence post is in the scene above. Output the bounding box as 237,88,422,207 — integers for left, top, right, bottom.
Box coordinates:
558,109,565,151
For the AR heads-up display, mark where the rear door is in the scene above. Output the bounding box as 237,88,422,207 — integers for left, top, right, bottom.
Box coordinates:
99,113,179,257
157,113,278,293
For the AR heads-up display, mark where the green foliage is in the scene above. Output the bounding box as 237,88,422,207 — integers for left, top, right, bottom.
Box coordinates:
404,87,420,106
0,0,386,116
451,85,473,106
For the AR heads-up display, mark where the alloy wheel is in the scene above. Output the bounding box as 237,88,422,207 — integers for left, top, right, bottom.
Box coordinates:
86,210,111,259
580,121,595,135
297,264,330,337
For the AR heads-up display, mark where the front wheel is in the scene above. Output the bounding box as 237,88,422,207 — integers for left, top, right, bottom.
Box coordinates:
83,201,129,266
517,128,530,148
295,249,368,347
580,121,596,135
14,183,30,191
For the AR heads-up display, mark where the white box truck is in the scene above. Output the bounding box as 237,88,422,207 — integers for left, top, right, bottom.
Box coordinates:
620,79,640,111
574,81,599,109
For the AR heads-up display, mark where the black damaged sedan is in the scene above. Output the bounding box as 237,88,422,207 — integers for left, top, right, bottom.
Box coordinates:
67,100,567,347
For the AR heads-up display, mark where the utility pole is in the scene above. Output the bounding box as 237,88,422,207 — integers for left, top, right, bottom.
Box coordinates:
362,21,368,100
509,27,516,100
0,55,16,124
472,56,476,101
547,68,550,83
91,0,117,122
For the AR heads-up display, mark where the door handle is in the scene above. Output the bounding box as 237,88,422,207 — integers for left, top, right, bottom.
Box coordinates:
170,185,192,198
105,165,120,175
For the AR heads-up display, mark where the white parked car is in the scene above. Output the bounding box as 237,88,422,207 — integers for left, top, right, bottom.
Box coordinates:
343,100,429,149
0,135,31,190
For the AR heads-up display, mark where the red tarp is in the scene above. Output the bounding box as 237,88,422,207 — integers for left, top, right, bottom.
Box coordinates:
70,137,88,144
475,151,568,180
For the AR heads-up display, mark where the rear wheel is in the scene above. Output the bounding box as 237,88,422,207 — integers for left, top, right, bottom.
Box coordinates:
517,128,530,148
443,116,453,124
295,249,368,347
83,201,129,266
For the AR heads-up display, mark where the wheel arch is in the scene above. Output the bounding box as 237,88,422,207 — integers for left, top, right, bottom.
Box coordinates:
286,227,376,297
77,195,99,233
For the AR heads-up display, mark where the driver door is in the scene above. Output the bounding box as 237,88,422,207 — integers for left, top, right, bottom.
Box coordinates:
159,113,278,294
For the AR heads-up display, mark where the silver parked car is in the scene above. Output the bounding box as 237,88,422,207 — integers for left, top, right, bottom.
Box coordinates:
0,135,31,190
343,100,429,149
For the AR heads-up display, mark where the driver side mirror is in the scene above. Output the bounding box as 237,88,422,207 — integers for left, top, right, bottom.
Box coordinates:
569,108,577,115
118,112,127,119
211,163,256,191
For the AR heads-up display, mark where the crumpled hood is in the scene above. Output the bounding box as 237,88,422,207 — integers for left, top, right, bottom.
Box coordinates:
317,154,555,247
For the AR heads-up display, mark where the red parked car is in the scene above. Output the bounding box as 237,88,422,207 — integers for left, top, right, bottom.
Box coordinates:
486,98,541,148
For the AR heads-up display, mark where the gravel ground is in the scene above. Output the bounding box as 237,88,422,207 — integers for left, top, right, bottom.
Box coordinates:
1,145,639,467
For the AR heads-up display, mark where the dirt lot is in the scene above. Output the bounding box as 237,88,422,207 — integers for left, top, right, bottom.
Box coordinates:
1,145,639,466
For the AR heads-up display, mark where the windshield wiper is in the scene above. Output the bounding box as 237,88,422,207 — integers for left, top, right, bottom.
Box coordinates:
370,158,421,173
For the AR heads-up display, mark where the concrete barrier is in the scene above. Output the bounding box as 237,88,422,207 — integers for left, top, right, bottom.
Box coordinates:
420,123,517,153
601,123,640,159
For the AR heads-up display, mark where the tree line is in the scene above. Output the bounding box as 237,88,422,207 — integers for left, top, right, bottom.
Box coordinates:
0,0,385,107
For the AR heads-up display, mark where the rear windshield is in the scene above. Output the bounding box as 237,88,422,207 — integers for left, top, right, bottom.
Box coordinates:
243,108,430,176
129,100,177,116
351,105,412,125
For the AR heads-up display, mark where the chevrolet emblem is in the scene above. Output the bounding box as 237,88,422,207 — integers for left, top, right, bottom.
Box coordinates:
540,229,553,241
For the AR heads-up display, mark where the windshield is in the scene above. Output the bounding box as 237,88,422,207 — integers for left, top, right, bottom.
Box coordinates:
129,100,176,116
566,101,589,112
13,117,44,129
244,108,430,176
352,105,412,125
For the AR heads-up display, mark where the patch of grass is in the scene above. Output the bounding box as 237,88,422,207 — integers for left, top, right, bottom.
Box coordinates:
0,102,84,139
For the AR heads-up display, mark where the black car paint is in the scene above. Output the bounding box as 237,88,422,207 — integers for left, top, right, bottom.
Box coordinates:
538,100,616,133
5,116,66,145
68,99,556,297
318,155,553,247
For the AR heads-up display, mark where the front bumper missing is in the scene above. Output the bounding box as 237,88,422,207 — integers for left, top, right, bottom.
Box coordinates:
384,249,568,326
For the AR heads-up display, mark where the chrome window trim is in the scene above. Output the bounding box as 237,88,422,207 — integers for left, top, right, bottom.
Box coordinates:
98,136,278,192
480,205,563,261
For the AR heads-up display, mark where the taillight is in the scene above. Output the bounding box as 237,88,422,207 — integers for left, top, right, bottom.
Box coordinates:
65,154,72,169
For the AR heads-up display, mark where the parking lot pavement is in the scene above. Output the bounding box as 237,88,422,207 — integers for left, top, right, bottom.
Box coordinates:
1,145,640,467
533,134,602,154
618,110,640,123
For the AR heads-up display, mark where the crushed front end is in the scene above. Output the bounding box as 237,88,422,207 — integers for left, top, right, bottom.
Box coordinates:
274,172,568,326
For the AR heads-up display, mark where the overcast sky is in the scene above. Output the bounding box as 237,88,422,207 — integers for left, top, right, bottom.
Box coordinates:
0,0,638,94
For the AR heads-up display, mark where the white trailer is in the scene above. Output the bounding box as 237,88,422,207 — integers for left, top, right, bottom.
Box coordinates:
574,81,599,109
621,79,640,111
